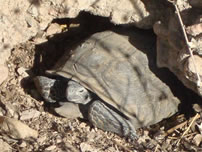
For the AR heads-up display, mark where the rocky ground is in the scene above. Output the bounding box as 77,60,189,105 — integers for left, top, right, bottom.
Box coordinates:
0,13,202,152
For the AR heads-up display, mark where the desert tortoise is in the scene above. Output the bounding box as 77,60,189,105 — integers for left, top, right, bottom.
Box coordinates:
34,30,180,139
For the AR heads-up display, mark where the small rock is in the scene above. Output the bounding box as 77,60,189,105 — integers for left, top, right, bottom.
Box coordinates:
39,21,50,31
186,23,202,36
37,136,47,144
27,5,39,17
137,130,151,143
34,37,48,44
17,67,29,77
20,109,41,120
0,65,8,85
0,139,12,152
19,141,27,148
193,104,202,112
9,78,17,85
56,139,62,143
193,134,202,146
80,142,97,152
26,98,32,104
79,122,86,128
13,111,19,120
69,23,80,28
45,145,56,151
68,121,75,131
86,125,90,132
0,116,38,139
196,122,202,134
5,104,17,117
46,23,62,36
87,132,96,142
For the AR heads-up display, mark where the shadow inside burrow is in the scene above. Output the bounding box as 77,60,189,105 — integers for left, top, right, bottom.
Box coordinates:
21,12,114,113
20,12,201,124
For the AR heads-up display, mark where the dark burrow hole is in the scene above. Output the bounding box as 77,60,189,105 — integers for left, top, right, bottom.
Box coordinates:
22,12,201,126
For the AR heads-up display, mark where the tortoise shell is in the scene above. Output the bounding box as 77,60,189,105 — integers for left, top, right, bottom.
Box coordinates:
47,30,180,128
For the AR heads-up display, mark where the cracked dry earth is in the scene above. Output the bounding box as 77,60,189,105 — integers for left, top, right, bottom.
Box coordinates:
1,17,202,151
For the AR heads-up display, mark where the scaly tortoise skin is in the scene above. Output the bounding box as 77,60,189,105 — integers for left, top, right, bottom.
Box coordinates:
34,29,180,139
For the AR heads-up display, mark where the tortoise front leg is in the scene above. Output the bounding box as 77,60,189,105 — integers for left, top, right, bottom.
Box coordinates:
88,100,138,140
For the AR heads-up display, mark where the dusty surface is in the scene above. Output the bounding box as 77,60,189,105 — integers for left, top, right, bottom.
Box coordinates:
63,0,163,29
0,13,202,152
0,0,163,72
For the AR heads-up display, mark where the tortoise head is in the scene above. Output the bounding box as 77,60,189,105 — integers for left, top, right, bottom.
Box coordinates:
34,76,92,104
66,80,92,104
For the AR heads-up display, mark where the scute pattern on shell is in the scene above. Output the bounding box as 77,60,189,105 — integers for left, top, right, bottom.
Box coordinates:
47,30,180,129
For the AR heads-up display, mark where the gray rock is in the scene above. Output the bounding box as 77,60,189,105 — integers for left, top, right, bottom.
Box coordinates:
153,3,202,97
20,109,41,120
63,0,166,29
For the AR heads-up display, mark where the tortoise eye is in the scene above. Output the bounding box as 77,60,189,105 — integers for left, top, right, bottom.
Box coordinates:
84,94,89,100
79,89,85,93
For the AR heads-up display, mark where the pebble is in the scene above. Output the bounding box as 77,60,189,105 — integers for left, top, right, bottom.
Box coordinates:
69,23,80,28
56,138,62,143
5,104,16,117
45,145,56,151
9,78,17,85
193,134,202,146
17,67,29,77
196,122,202,134
37,136,47,144
26,98,32,104
20,109,41,120
186,55,202,76
0,116,38,139
79,122,86,128
19,141,27,148
27,5,39,17
46,23,62,36
0,65,8,85
34,37,48,44
87,132,96,142
80,142,96,152
193,104,202,112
